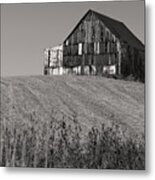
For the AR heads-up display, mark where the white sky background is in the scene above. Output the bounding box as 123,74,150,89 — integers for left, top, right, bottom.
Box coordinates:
1,0,144,76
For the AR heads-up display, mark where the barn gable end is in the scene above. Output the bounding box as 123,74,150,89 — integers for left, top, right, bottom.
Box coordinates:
63,9,145,81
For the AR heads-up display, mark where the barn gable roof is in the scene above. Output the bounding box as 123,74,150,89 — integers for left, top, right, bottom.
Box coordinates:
64,9,144,51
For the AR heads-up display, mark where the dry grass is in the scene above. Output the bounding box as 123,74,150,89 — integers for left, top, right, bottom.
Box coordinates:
1,75,144,135
0,114,145,169
0,75,145,169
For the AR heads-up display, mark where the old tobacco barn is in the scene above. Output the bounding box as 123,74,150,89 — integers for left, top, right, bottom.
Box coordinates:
44,9,145,82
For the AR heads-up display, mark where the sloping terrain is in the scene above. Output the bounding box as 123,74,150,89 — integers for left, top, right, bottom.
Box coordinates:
1,75,144,136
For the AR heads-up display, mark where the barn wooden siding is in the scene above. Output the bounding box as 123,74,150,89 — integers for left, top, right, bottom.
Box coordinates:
44,45,63,75
63,10,145,82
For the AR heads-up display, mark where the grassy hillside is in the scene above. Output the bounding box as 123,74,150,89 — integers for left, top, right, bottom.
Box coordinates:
0,75,145,168
1,75,144,136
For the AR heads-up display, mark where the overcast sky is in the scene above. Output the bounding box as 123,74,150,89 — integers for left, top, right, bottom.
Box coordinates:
1,1,144,77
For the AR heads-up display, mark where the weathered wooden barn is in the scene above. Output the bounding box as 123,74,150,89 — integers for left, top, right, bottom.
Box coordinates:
63,9,145,81
44,45,63,75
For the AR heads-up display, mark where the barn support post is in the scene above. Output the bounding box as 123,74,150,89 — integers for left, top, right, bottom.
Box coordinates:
118,52,121,75
81,55,85,75
47,50,51,68
117,41,121,75
89,65,93,75
81,65,84,75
